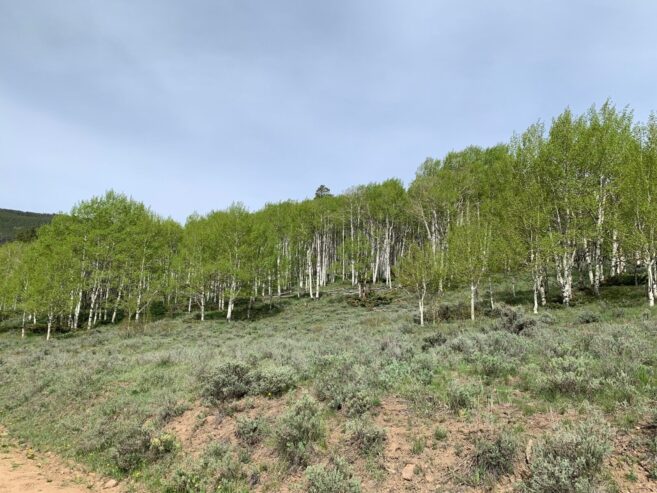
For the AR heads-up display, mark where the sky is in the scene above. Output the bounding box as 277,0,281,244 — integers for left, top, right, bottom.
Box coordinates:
2,1,657,222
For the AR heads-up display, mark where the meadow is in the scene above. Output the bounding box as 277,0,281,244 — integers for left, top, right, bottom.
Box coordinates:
1,280,656,492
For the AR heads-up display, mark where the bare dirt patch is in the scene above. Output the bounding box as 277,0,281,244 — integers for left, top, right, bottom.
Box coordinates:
0,426,107,493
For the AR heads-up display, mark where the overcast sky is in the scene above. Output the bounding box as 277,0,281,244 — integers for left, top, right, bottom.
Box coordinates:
2,1,657,222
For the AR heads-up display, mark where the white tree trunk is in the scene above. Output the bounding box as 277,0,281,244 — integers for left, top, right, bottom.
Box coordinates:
533,278,539,314
227,296,235,321
647,259,655,308
470,283,476,321
46,313,53,341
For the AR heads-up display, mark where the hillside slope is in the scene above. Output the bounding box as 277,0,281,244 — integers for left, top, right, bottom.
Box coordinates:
0,208,54,243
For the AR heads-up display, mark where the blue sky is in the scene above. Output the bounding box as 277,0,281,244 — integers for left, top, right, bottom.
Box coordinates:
2,1,657,222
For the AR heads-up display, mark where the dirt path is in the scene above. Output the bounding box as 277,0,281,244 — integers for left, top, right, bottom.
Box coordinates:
0,427,111,493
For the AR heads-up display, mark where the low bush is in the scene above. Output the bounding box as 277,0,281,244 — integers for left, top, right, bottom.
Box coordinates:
432,302,472,322
345,292,393,308
165,442,247,493
537,356,601,397
340,385,378,416
524,416,613,492
346,418,386,455
446,381,480,412
305,456,361,493
380,337,415,361
149,432,179,456
252,365,297,397
314,359,378,416
434,426,448,441
472,430,518,477
202,362,254,402
112,427,152,472
275,394,324,467
475,354,516,378
421,332,447,351
577,311,601,324
202,361,297,402
493,303,536,334
235,416,268,446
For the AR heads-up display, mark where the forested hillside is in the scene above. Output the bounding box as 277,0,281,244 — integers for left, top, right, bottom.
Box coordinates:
0,208,53,243
1,102,656,339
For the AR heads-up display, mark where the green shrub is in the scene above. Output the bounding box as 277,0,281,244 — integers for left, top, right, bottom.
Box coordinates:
202,362,298,402
341,385,378,416
150,432,179,456
472,431,518,477
421,332,447,351
524,416,613,492
434,427,448,441
432,302,472,322
252,365,297,397
538,356,601,397
577,311,601,324
275,394,324,467
202,362,254,402
165,468,203,493
493,303,536,334
112,427,151,472
446,381,480,412
314,359,378,416
476,354,515,378
346,418,386,455
166,442,247,492
305,456,361,493
235,416,267,446
411,436,426,454
380,337,415,361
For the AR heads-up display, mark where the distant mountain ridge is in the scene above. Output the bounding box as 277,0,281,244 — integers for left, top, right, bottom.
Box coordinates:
0,208,54,243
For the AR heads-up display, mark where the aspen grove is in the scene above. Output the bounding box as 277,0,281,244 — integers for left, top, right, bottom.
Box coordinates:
2,102,657,338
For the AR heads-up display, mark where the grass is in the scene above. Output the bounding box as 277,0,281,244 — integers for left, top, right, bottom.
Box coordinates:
0,280,656,491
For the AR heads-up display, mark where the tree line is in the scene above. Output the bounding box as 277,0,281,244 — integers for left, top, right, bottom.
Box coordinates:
1,101,656,338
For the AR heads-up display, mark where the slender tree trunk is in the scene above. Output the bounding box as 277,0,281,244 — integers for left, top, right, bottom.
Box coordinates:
533,278,539,314
555,248,576,306
418,282,427,326
470,283,476,321
647,258,655,308
227,296,235,321
112,286,122,324
488,277,494,310
46,312,53,341
21,311,26,338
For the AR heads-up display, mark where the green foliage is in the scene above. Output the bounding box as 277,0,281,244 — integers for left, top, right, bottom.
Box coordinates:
577,311,601,324
314,357,378,416
493,303,537,334
446,381,480,412
165,442,247,493
252,365,297,397
202,362,297,402
274,394,324,467
235,416,268,446
472,430,518,477
202,362,254,401
537,356,601,397
346,418,386,456
524,416,614,492
305,456,361,493
112,427,152,472
433,427,448,441
421,332,447,351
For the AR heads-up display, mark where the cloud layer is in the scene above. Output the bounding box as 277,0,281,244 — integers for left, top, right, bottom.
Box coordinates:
2,0,656,221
